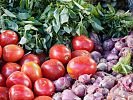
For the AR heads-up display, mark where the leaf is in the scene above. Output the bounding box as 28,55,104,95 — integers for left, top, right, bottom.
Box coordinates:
107,4,115,13
24,24,38,31
60,7,69,24
17,13,30,20
59,0,72,2
2,9,16,18
63,26,72,33
69,9,77,19
40,5,51,20
5,20,18,31
52,20,60,33
73,1,84,10
112,50,132,74
25,45,32,50
54,8,60,25
90,18,104,31
22,20,42,25
42,38,47,49
76,22,87,35
36,48,43,54
19,36,27,45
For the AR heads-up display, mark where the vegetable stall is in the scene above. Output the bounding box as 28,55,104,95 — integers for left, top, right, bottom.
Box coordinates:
0,0,133,99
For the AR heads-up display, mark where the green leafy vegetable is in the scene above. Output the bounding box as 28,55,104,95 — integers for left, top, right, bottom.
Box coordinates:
112,50,132,74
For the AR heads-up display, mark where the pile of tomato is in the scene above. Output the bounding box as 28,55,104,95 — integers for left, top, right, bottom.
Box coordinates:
0,30,97,100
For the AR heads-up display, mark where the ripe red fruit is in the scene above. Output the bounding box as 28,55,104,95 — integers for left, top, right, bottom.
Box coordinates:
34,78,55,96
49,44,71,64
0,30,18,47
20,54,40,66
2,63,21,78
3,44,24,62
72,35,94,52
41,59,65,80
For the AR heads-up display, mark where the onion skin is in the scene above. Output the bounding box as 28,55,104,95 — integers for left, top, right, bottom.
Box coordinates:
54,77,71,92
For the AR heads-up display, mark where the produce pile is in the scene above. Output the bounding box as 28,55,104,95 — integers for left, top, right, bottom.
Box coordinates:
0,0,133,100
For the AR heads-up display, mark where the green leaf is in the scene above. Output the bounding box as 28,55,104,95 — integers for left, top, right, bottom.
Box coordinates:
112,50,132,74
36,48,43,54
25,45,32,50
91,21,104,31
19,36,27,45
107,4,115,13
40,5,51,20
73,1,84,10
5,20,18,31
22,20,42,25
63,26,72,33
76,21,87,35
24,24,38,31
17,13,30,20
90,17,104,31
54,8,60,26
52,20,60,33
69,9,77,19
2,9,16,18
60,7,69,24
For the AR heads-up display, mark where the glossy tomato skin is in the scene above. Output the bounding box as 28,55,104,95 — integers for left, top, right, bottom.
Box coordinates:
49,44,71,64
0,30,18,47
34,96,52,100
0,74,6,86
20,54,40,66
41,59,65,81
0,45,2,58
0,87,9,100
21,62,42,82
37,53,46,65
6,71,32,89
34,78,55,96
71,50,91,58
67,56,97,79
9,85,34,100
72,35,94,52
3,44,24,62
2,63,21,78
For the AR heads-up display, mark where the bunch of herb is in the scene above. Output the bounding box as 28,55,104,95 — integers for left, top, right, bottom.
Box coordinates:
93,3,133,38
0,0,53,54
40,0,103,48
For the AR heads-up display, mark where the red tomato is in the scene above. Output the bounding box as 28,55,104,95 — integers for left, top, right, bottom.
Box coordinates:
0,74,6,86
34,96,53,100
49,44,71,64
71,50,91,58
0,87,9,100
67,56,97,79
72,35,94,52
41,59,65,80
21,62,42,82
20,54,40,66
2,63,21,78
0,30,18,47
3,44,24,62
6,71,32,89
34,78,55,96
9,85,34,100
37,53,46,65
0,45,2,58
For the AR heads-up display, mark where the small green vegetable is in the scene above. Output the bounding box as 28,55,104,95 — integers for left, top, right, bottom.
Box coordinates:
112,50,132,74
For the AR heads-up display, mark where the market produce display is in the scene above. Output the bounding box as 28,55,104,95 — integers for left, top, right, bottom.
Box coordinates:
0,0,133,100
